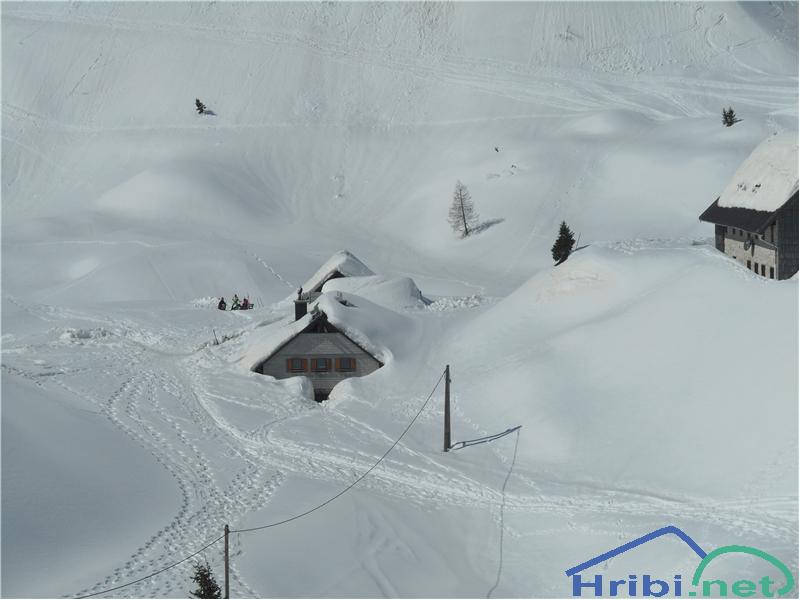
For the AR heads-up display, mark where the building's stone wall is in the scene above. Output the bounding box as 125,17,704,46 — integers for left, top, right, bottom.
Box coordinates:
722,225,778,278
777,193,798,279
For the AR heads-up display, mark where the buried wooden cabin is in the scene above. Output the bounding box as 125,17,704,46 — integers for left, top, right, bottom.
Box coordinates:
253,300,383,402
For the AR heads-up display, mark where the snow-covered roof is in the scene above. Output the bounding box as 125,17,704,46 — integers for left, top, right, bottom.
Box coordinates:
322,275,429,310
242,292,419,373
718,134,799,212
301,250,374,293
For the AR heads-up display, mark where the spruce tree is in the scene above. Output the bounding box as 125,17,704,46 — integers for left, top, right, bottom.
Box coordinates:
189,561,221,599
195,98,207,115
448,180,479,238
722,106,740,127
551,221,576,264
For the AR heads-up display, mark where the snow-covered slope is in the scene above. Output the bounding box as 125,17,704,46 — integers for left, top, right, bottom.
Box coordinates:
2,2,797,598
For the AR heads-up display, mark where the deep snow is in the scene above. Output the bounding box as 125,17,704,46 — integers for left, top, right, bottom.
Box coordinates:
717,133,799,210
2,2,798,598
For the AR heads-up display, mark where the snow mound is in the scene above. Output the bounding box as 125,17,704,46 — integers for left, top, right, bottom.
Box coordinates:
717,133,799,211
301,250,374,293
58,327,114,342
448,244,798,497
192,296,220,309
322,275,428,310
426,294,487,311
94,159,280,231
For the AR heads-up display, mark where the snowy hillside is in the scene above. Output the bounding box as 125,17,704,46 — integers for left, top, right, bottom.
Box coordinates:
2,2,797,598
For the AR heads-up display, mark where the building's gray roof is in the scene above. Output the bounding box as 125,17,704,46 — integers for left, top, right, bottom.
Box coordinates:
699,196,779,233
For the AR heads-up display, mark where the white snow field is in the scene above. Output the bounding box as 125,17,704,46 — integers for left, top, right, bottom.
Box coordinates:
2,2,798,598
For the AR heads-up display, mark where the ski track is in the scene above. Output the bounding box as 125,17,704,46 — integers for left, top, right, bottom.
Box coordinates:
2,282,796,597
2,6,797,136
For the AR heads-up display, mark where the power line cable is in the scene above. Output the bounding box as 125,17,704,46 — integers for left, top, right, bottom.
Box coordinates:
487,427,521,599
74,533,225,599
232,369,446,534
71,368,445,598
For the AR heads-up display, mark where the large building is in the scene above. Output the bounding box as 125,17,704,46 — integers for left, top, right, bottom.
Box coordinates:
699,134,798,280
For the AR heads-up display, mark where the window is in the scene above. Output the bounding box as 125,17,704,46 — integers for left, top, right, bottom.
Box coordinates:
336,357,357,372
770,267,775,279
311,358,331,372
287,358,307,373
723,226,728,233
754,262,759,273
761,264,766,276
747,260,751,269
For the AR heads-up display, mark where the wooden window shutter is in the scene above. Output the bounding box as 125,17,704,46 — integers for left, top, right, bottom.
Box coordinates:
286,358,292,371
335,358,341,370
301,358,308,371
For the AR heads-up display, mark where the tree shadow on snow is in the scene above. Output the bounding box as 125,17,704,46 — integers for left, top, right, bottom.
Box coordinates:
473,218,505,235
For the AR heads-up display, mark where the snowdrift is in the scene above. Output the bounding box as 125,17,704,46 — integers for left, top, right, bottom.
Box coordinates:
322,274,429,311
301,250,374,294
446,243,798,498
717,133,799,211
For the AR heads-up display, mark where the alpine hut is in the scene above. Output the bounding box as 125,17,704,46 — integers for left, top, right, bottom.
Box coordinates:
251,294,384,402
699,134,798,280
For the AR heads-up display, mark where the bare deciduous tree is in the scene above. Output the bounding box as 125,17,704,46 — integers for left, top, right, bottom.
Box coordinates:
448,181,479,238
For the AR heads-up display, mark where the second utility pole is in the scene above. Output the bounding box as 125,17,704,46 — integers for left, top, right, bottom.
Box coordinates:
224,524,230,599
444,365,451,452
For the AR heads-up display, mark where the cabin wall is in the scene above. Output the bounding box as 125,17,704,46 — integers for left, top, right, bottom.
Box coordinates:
777,193,798,280
259,332,381,396
721,225,777,277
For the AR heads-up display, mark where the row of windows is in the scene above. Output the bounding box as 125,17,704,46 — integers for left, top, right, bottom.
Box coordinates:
724,225,776,243
286,357,356,373
726,226,755,239
744,260,775,279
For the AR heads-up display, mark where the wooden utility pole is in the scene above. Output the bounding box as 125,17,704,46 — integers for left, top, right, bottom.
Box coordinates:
224,524,230,599
444,365,451,452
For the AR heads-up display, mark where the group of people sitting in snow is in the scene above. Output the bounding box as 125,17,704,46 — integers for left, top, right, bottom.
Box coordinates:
217,294,253,311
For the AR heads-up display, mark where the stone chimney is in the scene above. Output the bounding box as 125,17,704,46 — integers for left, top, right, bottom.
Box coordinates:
294,299,307,321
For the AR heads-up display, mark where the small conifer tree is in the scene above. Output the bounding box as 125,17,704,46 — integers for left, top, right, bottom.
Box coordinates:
189,561,221,599
195,99,207,115
722,106,741,127
551,221,576,264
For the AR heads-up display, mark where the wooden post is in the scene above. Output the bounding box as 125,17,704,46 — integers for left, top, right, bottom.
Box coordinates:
444,365,451,452
224,524,230,599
